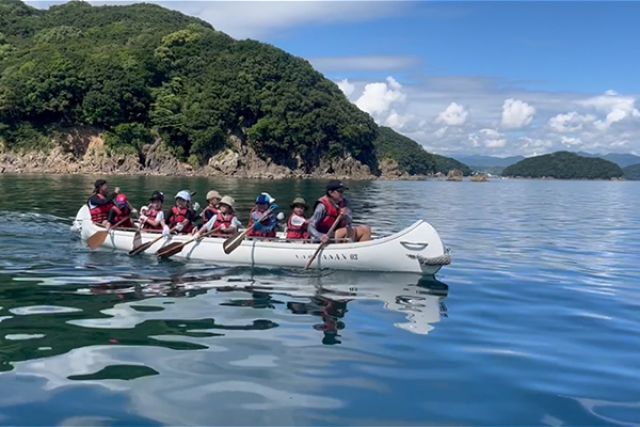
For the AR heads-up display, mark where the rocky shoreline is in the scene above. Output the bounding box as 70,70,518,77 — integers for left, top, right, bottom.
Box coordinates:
0,131,428,181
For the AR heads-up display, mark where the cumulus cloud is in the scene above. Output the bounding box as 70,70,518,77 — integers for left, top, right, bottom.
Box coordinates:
469,128,507,149
355,76,406,116
548,112,596,133
501,98,536,129
579,90,640,130
435,102,468,126
384,110,411,129
336,79,355,98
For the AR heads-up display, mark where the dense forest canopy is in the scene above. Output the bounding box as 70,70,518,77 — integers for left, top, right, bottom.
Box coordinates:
0,0,468,176
502,151,624,179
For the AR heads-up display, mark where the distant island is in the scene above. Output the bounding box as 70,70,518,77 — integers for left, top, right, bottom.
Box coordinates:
0,0,467,179
502,151,624,180
623,164,640,180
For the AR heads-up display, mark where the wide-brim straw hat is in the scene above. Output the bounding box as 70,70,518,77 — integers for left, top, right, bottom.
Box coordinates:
206,190,222,201
290,197,308,209
219,195,235,209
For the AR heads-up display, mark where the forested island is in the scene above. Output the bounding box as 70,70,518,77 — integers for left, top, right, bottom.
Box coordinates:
502,151,624,180
623,164,640,180
0,0,467,178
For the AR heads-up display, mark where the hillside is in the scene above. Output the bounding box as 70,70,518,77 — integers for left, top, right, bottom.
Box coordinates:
623,164,640,180
502,151,624,179
0,1,382,175
0,1,459,179
373,127,470,176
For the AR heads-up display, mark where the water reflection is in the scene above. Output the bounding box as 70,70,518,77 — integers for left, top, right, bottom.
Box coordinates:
0,264,448,372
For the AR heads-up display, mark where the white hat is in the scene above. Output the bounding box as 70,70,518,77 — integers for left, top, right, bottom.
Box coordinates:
219,195,235,209
175,190,191,202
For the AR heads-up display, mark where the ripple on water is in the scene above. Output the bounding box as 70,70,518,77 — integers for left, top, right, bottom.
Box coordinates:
9,305,82,315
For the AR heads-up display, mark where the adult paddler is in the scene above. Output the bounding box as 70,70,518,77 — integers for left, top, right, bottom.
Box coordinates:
87,179,120,225
308,180,372,243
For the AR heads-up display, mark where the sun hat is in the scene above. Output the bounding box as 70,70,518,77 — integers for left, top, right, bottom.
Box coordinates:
175,190,191,202
219,195,235,209
290,197,308,209
206,190,221,201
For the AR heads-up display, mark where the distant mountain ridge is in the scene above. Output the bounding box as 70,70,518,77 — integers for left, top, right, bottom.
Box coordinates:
452,155,525,168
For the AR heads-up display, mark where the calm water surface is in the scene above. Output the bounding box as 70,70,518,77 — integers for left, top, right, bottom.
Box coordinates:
0,174,638,426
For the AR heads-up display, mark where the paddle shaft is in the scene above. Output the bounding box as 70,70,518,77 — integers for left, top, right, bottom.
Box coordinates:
223,207,275,254
157,226,221,259
305,214,344,270
87,217,131,249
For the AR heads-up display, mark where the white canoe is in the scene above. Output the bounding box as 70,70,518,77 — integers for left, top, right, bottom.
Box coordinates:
72,206,451,275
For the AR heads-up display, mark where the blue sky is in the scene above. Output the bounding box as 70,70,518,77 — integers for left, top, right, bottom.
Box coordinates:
24,1,640,156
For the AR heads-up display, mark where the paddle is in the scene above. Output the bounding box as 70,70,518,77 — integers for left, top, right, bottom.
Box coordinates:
86,217,130,250
157,227,221,259
129,224,175,257
223,206,275,255
305,214,344,270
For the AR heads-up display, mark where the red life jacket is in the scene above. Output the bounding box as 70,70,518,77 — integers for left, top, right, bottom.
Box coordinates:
169,206,193,234
286,214,309,239
315,196,345,234
142,207,163,230
110,205,133,228
201,206,219,223
88,193,112,224
247,207,276,238
212,212,234,234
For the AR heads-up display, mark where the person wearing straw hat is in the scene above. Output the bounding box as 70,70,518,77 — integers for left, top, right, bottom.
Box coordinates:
196,195,242,237
286,197,310,240
308,180,372,243
201,190,222,223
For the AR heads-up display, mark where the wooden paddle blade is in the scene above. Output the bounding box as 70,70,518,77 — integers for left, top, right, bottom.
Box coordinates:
156,242,184,258
86,230,109,250
222,230,247,254
129,240,154,256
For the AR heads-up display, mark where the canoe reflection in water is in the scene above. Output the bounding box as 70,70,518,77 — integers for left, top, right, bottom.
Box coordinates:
214,271,449,344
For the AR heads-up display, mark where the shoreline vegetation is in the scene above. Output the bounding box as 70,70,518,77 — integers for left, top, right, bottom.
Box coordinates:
0,1,469,181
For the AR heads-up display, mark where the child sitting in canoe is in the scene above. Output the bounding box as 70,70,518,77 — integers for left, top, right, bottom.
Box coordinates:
286,197,310,240
201,190,221,223
247,193,278,238
166,190,197,234
107,193,134,228
195,195,241,237
139,191,169,234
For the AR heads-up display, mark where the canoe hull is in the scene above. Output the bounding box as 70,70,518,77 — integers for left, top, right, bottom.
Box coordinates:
73,206,450,275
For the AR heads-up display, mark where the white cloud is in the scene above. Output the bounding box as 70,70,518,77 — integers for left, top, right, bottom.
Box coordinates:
501,98,536,129
336,79,354,98
548,112,596,133
561,136,582,147
579,91,640,130
469,128,507,149
435,102,468,126
355,76,406,116
311,56,420,73
384,110,410,129
26,1,403,39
